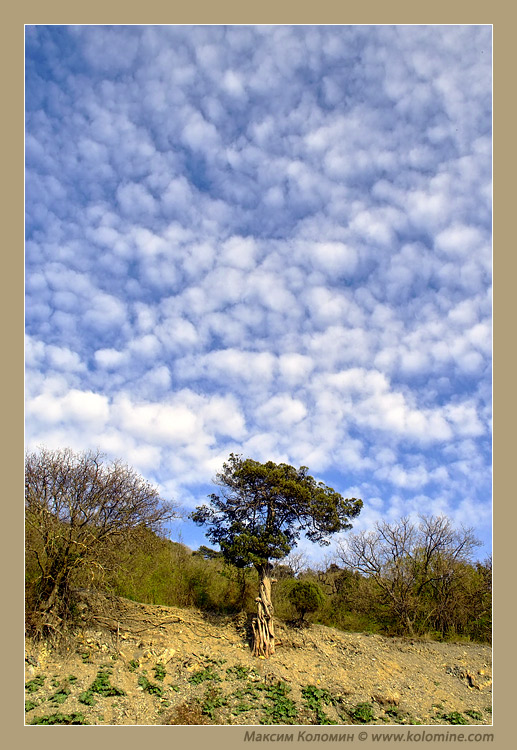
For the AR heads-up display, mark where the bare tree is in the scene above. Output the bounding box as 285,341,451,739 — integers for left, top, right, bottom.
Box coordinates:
25,447,178,634
335,515,480,636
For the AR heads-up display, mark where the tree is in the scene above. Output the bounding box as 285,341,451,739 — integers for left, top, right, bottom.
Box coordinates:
25,447,178,635
190,453,362,657
335,515,480,636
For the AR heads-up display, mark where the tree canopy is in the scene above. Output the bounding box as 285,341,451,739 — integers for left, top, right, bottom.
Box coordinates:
25,446,178,634
190,453,363,571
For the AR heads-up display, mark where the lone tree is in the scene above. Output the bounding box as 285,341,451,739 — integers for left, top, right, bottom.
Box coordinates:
25,447,178,635
190,454,362,657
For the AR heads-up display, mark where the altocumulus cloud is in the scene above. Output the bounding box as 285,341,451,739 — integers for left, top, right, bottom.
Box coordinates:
25,25,492,558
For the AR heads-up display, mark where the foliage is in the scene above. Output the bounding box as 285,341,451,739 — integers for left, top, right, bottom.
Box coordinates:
25,675,45,693
302,684,338,724
191,454,362,571
261,681,298,724
350,702,375,723
79,667,126,705
30,712,89,725
336,515,485,638
138,674,163,696
153,662,166,681
465,710,483,721
188,666,222,685
440,711,470,725
288,580,326,623
25,447,177,635
201,686,227,719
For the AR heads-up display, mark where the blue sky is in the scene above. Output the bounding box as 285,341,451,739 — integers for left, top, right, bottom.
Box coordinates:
25,25,492,563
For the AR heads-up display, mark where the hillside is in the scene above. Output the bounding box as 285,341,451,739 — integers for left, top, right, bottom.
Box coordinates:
25,590,492,726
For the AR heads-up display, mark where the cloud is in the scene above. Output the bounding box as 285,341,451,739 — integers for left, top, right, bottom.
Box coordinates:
25,25,492,558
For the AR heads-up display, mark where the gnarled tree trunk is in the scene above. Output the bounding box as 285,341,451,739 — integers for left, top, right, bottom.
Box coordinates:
251,564,277,657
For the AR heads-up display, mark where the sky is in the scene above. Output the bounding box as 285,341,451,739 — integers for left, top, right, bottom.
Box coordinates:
25,24,492,564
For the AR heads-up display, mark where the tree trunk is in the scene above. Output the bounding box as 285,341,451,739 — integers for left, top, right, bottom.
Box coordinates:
252,565,276,658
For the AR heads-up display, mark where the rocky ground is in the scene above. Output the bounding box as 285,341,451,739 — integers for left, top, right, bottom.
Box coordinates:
25,591,492,726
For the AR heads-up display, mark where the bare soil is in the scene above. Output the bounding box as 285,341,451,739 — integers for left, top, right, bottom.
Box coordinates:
24,591,492,726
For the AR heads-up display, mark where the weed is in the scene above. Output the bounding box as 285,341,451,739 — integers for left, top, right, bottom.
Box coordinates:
25,699,40,712
226,664,259,680
25,675,45,693
202,686,227,720
170,685,180,692
50,686,71,705
82,652,92,663
30,712,89,725
128,659,139,672
440,711,469,725
465,710,483,721
261,681,298,725
153,662,166,681
188,665,222,685
485,706,492,714
50,678,60,688
385,706,403,720
350,702,375,724
68,675,78,683
138,674,163,697
79,666,126,705
302,684,338,725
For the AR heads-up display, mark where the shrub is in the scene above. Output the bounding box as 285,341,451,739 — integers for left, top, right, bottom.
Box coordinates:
287,580,326,623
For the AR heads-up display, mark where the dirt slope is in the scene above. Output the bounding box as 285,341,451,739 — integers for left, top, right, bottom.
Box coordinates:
24,591,492,726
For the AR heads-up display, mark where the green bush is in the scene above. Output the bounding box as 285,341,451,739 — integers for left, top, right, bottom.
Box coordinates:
287,580,326,623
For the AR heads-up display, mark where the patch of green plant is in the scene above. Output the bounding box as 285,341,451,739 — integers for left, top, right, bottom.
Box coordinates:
79,667,126,705
385,706,403,720
68,675,78,683
25,699,40,712
485,706,492,714
350,702,375,724
30,712,89,725
128,659,139,672
202,686,227,720
153,662,166,681
231,683,264,715
465,710,483,721
50,678,60,688
50,686,71,705
25,675,45,693
188,665,222,685
82,652,92,663
138,674,163,697
302,684,338,725
226,664,259,680
261,681,298,725
440,711,469,725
